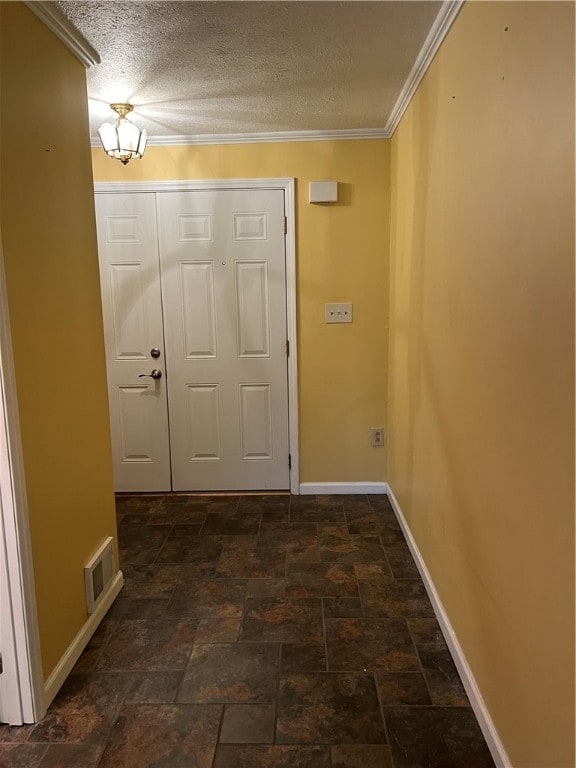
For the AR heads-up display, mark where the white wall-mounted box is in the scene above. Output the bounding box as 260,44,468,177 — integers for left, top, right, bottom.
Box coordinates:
309,181,338,203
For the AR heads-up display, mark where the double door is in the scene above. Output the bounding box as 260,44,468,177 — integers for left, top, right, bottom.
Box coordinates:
95,189,290,492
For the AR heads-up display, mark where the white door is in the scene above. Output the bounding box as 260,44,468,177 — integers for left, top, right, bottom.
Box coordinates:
95,193,171,491
96,188,290,492
157,190,289,491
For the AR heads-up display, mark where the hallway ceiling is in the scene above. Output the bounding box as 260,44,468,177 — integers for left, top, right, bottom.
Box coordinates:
55,1,446,142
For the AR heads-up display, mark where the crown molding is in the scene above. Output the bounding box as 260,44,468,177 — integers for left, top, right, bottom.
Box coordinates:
91,127,390,148
384,0,464,136
24,1,100,68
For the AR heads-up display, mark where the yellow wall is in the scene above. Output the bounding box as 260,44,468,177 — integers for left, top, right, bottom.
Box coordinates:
388,3,574,766
92,141,390,482
0,3,117,680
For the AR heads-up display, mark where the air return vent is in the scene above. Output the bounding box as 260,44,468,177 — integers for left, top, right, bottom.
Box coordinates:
84,537,114,614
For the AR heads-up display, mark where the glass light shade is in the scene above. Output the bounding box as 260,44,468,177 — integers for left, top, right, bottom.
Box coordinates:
98,112,147,165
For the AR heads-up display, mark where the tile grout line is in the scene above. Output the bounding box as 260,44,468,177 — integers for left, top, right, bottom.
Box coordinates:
272,642,282,747
321,584,330,674
210,704,226,768
374,674,396,768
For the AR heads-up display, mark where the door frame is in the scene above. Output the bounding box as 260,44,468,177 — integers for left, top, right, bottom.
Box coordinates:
94,178,300,494
0,239,45,724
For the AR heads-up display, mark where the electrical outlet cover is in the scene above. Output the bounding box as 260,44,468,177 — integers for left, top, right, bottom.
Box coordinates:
325,303,353,323
371,427,384,447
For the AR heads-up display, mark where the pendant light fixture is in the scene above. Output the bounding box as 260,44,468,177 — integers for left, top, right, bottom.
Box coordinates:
98,103,147,165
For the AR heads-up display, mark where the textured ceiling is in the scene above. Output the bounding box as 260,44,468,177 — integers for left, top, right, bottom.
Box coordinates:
56,1,444,140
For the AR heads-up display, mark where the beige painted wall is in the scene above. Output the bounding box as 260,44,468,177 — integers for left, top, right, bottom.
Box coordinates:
388,2,574,766
0,3,117,679
92,141,390,483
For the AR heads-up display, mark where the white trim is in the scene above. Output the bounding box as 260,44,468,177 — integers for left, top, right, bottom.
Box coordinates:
44,571,124,708
94,178,299,494
0,239,45,724
299,482,388,496
24,2,100,68
96,178,294,194
386,484,512,768
90,128,389,148
282,181,300,495
385,0,464,136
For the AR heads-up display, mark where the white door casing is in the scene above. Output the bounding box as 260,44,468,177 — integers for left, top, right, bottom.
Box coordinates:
95,179,299,493
157,189,289,491
0,238,44,724
95,193,171,492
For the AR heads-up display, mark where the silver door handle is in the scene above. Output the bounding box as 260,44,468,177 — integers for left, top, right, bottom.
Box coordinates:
138,369,162,380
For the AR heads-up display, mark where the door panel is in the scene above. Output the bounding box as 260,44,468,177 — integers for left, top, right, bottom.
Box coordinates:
157,189,289,491
95,193,171,491
180,262,217,357
185,383,221,460
117,385,159,462
236,261,270,356
239,383,273,459
108,263,150,360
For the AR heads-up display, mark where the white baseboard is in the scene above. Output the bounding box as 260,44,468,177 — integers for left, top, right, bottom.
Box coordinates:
386,485,511,768
43,570,124,709
299,482,388,495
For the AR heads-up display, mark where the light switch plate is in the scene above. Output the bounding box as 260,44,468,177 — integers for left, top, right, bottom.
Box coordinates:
325,303,353,323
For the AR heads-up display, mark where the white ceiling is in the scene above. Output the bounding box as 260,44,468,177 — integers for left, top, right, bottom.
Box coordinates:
53,1,450,142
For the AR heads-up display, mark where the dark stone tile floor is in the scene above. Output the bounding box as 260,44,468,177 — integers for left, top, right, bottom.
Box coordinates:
0,493,495,768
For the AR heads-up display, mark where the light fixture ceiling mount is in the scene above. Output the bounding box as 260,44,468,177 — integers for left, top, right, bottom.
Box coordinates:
98,103,147,165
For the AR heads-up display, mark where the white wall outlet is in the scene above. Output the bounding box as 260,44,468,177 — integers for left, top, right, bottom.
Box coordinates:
371,427,384,447
325,303,353,323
